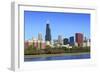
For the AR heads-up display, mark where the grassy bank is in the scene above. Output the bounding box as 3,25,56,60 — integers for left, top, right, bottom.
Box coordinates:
25,46,90,55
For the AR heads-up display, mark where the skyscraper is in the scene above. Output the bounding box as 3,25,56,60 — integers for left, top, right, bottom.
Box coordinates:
58,35,63,45
38,33,43,49
38,33,42,42
75,33,83,47
45,23,51,42
83,37,87,47
69,36,74,46
63,38,69,45
87,39,90,47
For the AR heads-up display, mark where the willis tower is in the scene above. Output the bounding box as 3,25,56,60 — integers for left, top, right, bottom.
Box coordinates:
45,23,51,42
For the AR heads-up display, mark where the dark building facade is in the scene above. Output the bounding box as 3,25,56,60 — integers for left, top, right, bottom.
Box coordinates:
63,38,69,45
69,36,74,46
45,24,51,42
75,33,83,47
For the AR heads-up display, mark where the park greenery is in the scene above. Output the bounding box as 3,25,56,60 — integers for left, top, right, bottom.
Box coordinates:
24,44,90,55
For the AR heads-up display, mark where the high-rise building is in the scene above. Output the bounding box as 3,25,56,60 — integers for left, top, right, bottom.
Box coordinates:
45,23,51,42
75,33,83,47
83,37,87,47
87,39,90,47
69,36,74,46
63,38,69,45
38,33,42,42
58,35,63,45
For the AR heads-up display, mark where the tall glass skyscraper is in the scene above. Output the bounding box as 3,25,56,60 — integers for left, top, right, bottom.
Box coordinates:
69,36,74,46
45,23,51,42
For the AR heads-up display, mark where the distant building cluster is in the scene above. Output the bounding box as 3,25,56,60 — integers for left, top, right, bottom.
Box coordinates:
25,22,90,49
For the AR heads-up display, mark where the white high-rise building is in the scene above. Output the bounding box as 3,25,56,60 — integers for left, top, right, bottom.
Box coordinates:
38,33,42,42
87,39,90,47
83,37,87,47
58,35,63,45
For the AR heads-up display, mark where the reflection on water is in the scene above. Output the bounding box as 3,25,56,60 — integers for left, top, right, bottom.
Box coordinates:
24,54,90,62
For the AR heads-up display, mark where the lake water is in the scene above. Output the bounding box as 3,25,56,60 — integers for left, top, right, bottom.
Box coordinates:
24,53,90,62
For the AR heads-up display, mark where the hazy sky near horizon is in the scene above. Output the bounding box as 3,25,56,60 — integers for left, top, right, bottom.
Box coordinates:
24,11,90,41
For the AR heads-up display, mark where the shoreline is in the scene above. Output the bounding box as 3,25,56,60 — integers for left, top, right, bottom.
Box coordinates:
24,52,90,58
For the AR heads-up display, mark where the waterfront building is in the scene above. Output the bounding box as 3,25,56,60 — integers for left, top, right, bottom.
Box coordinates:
46,41,51,46
28,39,33,46
75,33,83,47
83,37,87,47
34,40,46,49
53,39,58,47
45,23,51,43
87,39,90,47
58,35,63,45
63,38,69,45
34,40,38,48
61,44,69,48
69,36,74,46
75,42,78,47
38,33,42,42
37,40,42,49
41,41,46,49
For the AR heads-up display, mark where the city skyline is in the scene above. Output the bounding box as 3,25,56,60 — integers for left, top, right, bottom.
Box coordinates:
24,11,90,41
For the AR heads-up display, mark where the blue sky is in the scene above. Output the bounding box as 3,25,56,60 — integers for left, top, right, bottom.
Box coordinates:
24,11,90,41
